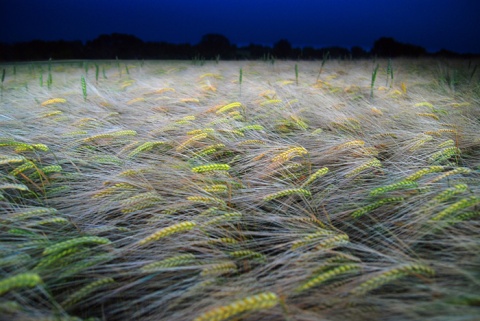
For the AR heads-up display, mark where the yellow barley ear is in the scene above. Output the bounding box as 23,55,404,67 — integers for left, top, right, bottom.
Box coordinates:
193,291,279,321
41,98,66,106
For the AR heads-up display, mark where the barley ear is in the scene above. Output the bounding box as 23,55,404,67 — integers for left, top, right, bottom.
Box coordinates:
295,264,360,293
193,291,279,321
350,263,434,296
43,236,111,255
137,221,197,245
0,273,43,295
62,277,115,308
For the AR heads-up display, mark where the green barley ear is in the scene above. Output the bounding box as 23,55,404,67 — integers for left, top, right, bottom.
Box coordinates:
192,163,230,174
369,180,418,197
405,166,444,181
469,64,477,84
62,277,115,308
295,63,299,85
43,236,111,255
316,51,329,82
95,64,99,83
81,76,87,101
201,261,237,277
116,57,121,76
295,264,360,293
39,73,43,87
351,197,404,218
0,273,43,295
102,66,107,79
125,64,130,75
238,67,243,99
346,158,382,177
431,196,480,221
141,254,196,272
302,167,329,187
137,221,197,245
350,263,434,296
370,63,379,99
47,72,52,89
1,68,5,84
386,58,393,87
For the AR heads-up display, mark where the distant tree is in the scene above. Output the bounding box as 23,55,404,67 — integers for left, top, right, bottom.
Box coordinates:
351,46,368,58
302,46,318,60
13,40,49,60
49,40,84,59
86,33,144,59
273,39,292,59
197,34,233,59
247,43,270,59
433,49,461,58
323,46,350,59
371,37,426,57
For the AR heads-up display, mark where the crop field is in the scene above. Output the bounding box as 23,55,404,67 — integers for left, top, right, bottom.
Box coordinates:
0,58,479,321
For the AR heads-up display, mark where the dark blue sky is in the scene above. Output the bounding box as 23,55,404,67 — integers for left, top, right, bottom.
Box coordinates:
1,0,479,53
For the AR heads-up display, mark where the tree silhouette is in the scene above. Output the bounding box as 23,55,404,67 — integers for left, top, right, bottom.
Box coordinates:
351,46,368,58
371,37,426,57
86,33,144,59
273,39,292,58
197,34,233,59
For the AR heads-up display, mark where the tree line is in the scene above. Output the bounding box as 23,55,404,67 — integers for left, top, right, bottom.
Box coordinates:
0,33,476,61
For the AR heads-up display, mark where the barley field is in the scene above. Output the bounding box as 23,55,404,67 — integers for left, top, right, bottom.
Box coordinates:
0,59,479,321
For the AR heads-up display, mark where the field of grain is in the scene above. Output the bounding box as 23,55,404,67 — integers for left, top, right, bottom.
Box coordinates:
1,59,479,321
